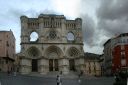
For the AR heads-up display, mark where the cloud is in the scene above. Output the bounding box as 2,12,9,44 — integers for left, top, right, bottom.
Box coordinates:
0,0,103,54
78,0,128,54
51,0,81,19
97,0,128,37
97,0,128,20
78,7,104,54
77,0,97,46
81,14,96,47
81,15,108,54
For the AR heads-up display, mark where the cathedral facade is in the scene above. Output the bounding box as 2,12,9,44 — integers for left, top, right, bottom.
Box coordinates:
19,14,85,74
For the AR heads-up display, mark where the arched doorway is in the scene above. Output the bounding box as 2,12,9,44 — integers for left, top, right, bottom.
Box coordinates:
67,47,80,71
27,46,41,72
45,46,63,71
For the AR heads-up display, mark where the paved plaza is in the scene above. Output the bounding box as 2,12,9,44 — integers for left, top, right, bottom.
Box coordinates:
0,72,115,85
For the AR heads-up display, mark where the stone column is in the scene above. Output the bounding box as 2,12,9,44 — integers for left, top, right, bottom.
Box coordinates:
20,58,31,74
75,58,79,71
38,17,44,43
53,60,55,71
59,58,69,74
38,58,49,74
61,18,67,43
75,56,85,73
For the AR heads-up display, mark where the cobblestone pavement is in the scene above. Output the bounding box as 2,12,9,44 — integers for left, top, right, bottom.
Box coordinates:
0,72,115,85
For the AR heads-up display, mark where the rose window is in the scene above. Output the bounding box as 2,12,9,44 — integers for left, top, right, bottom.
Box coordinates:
49,30,57,39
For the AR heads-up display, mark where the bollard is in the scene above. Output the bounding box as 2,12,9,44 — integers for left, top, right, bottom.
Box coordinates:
78,79,81,84
0,81,1,85
127,78,128,85
14,72,16,76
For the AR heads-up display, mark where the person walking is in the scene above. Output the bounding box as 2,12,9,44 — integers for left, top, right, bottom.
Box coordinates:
7,66,10,75
13,65,17,76
56,75,62,85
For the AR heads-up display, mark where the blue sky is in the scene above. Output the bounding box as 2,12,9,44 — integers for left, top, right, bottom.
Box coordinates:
1,0,126,54
0,0,100,54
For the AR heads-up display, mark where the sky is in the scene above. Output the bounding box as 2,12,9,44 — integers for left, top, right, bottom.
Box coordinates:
0,0,128,54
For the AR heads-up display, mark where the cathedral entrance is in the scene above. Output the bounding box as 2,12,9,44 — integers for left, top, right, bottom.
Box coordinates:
32,59,38,72
49,59,58,71
45,46,63,72
69,59,75,71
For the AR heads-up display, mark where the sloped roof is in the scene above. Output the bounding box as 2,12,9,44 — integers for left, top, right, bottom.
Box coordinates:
84,52,100,60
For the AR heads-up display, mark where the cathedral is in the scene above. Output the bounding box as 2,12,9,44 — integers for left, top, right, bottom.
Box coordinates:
19,14,85,74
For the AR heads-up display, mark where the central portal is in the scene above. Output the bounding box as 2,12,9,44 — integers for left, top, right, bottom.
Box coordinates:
49,59,59,71
45,46,63,72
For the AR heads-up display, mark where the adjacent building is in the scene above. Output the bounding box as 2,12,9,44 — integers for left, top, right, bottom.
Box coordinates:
99,54,105,76
103,33,128,75
112,33,128,74
0,30,15,72
84,53,101,76
103,39,113,75
14,53,20,72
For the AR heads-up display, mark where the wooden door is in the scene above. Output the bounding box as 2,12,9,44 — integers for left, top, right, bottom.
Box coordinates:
49,59,53,71
32,59,38,72
69,59,75,71
54,59,58,71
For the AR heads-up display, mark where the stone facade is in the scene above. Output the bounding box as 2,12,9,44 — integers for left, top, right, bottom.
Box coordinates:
19,14,84,74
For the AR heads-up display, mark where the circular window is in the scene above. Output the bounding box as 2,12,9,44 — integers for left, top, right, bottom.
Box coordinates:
30,32,39,41
67,32,75,41
49,30,57,39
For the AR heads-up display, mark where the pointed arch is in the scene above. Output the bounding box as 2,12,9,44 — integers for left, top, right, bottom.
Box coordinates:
26,46,41,58
66,47,80,58
44,46,64,59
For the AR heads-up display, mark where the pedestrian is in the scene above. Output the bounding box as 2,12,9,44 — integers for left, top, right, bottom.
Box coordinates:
0,81,1,85
78,74,81,84
7,66,10,75
13,66,17,76
13,71,16,76
56,75,62,85
80,70,83,76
